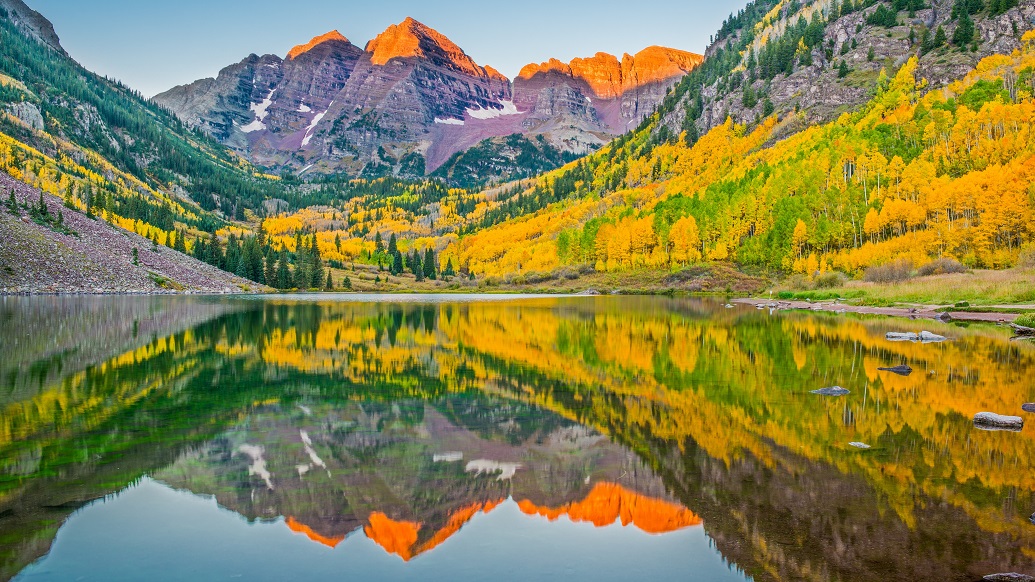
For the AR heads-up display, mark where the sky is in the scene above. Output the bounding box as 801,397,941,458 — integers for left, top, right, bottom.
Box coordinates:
26,0,750,97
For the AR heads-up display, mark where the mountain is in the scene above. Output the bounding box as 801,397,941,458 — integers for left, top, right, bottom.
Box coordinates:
153,18,702,184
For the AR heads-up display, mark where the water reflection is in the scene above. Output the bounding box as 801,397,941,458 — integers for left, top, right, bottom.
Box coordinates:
2,295,1035,581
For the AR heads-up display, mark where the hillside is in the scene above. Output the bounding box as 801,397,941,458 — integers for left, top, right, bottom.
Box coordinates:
0,171,259,293
153,19,702,186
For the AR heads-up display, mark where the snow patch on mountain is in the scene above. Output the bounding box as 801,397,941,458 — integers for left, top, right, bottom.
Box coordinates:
301,103,331,147
434,117,464,126
467,99,521,120
241,89,275,133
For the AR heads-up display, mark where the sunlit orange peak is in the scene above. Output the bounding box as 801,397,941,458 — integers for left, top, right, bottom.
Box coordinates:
285,516,346,548
518,483,702,534
364,512,422,561
288,30,350,60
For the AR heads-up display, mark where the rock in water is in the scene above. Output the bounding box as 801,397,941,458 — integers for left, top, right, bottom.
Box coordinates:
877,365,913,376
973,412,1024,432
1023,403,1035,414
935,312,953,323
983,574,1035,582
919,331,948,343
886,332,919,342
849,442,871,449
811,387,850,396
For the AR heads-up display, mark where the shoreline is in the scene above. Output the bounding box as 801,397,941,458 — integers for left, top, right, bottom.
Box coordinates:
732,298,1023,323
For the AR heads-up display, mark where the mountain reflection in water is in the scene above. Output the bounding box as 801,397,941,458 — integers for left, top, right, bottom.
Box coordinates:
1,294,1034,582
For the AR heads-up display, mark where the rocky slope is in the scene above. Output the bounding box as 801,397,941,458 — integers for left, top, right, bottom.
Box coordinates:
153,18,702,183
0,172,260,294
658,0,1035,143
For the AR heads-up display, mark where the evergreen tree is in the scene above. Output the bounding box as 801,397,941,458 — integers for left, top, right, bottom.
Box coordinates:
174,230,187,253
64,184,75,210
132,247,139,265
264,252,277,285
837,60,850,78
204,232,223,269
374,231,384,254
423,248,437,280
84,185,94,219
309,234,324,289
933,25,948,49
387,233,398,255
342,276,353,290
276,250,291,289
391,250,404,275
953,12,975,47
6,189,15,213
325,270,333,290
443,258,456,278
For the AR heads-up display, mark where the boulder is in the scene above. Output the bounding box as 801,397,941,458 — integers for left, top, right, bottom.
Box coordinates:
935,312,953,323
849,442,871,449
877,365,913,376
811,386,850,397
1022,403,1035,414
886,332,919,342
973,412,1024,432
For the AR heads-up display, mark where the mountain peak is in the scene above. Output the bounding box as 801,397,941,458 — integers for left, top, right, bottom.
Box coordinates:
0,0,65,55
365,18,485,77
287,30,351,60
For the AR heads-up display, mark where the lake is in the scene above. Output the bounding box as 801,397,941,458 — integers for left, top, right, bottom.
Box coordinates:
1,294,1033,581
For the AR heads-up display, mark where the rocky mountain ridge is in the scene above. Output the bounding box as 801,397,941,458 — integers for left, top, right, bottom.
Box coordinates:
153,18,702,183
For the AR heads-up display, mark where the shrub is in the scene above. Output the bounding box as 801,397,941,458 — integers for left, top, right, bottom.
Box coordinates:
1015,314,1035,328
863,259,913,284
916,258,968,276
815,271,846,289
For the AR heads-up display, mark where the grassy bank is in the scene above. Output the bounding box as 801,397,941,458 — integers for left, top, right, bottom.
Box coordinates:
770,267,1035,308
314,263,769,296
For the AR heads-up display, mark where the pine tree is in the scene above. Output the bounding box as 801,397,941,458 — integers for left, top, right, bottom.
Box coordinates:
264,252,277,285
84,185,94,220
342,276,352,290
132,247,139,265
953,12,975,47
325,270,333,290
837,60,850,78
443,258,456,278
933,26,948,49
391,250,404,275
6,189,15,213
310,234,324,289
174,230,187,253
374,231,384,254
423,248,437,280
276,251,291,289
387,233,398,255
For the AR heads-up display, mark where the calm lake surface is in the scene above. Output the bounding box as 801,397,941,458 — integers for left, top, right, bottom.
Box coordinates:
1,294,1034,581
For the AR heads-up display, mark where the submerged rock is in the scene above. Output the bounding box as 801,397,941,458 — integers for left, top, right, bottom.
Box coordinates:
983,574,1035,582
885,331,949,343
811,386,850,397
878,365,913,376
849,442,871,449
974,412,1024,432
935,312,953,323
1023,403,1035,413
920,331,948,343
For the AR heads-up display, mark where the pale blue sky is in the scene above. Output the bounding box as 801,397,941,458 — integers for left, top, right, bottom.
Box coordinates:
26,0,749,97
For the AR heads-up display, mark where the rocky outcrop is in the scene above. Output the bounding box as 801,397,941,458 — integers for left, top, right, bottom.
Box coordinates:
153,19,702,182
0,0,65,55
